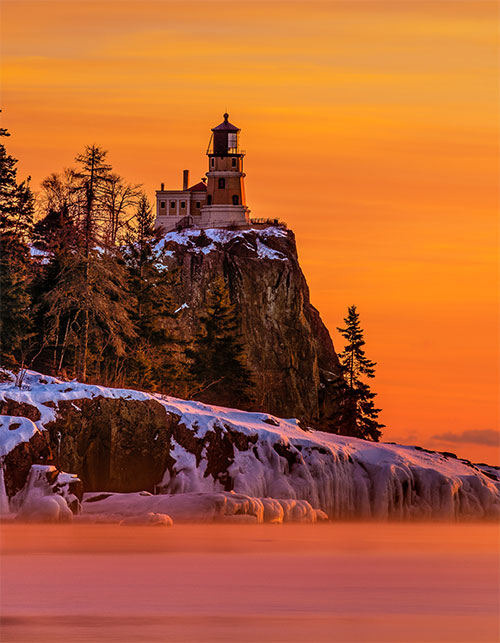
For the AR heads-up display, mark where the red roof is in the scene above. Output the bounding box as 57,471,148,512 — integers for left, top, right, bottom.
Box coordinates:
188,181,207,192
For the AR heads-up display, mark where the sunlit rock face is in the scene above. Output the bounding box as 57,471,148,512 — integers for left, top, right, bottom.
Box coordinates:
157,226,341,423
1,372,499,521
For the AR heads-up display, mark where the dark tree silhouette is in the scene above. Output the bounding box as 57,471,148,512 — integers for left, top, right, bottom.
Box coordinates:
187,277,253,407
0,121,35,371
120,194,179,390
331,305,384,441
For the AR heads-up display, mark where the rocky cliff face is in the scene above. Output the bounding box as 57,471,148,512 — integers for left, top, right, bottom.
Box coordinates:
159,226,340,424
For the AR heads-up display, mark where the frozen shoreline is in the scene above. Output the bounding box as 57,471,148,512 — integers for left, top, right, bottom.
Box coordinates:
2,370,499,522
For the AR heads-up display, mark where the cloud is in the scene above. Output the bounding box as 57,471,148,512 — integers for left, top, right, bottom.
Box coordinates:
432,429,499,447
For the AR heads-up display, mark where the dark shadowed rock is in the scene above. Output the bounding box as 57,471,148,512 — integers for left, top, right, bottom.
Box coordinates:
162,227,341,424
3,431,52,497
0,399,41,422
44,397,172,493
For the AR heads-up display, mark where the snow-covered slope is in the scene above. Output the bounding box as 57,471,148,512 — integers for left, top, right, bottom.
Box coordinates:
1,371,499,521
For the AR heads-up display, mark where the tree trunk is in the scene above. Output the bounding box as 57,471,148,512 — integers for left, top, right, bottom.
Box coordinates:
77,308,89,382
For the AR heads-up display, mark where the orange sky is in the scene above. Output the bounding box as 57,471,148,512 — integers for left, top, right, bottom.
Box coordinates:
1,0,498,463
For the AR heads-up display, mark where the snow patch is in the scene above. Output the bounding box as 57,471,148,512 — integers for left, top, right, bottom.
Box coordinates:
0,416,39,457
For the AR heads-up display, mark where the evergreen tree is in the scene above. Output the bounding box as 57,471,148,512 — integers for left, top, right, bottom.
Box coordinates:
120,194,178,390
0,122,35,371
332,305,384,441
72,145,112,379
187,277,253,407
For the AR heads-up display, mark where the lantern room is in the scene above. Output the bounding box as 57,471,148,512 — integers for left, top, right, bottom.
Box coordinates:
208,113,241,156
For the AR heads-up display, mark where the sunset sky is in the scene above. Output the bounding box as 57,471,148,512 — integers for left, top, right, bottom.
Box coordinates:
1,0,498,463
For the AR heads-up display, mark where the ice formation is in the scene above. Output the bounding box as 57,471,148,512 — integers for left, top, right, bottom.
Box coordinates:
12,465,74,522
82,490,324,524
1,371,499,521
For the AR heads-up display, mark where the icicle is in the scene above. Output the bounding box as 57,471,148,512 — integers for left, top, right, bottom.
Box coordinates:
56,431,62,464
0,457,10,515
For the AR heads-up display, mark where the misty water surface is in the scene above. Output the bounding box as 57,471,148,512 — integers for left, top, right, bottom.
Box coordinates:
1,522,499,642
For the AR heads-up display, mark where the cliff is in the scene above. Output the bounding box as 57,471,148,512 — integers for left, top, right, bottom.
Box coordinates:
158,226,340,423
1,372,498,521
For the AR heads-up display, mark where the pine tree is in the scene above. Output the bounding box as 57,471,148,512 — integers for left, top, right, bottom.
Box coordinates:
120,194,178,390
0,122,35,371
333,305,384,441
187,277,254,407
72,145,112,380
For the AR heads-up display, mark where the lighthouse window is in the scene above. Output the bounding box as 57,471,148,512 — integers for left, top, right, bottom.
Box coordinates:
232,195,239,205
196,201,201,208
218,178,225,189
211,158,215,167
170,201,176,209
207,195,212,205
160,201,165,208
232,158,237,167
228,133,237,150
181,201,186,208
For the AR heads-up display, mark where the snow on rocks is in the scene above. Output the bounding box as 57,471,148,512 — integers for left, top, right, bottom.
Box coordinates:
0,415,39,457
1,371,499,521
155,226,289,261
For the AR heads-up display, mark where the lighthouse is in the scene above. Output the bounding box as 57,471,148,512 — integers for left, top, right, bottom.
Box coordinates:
202,113,250,226
155,114,250,232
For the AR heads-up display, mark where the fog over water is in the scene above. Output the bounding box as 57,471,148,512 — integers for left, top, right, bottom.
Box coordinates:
1,523,499,643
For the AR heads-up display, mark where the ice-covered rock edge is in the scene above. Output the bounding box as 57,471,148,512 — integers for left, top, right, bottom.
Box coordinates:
1,370,499,521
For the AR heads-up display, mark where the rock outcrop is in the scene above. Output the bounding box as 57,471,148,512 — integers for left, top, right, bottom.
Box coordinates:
159,226,341,423
1,373,498,521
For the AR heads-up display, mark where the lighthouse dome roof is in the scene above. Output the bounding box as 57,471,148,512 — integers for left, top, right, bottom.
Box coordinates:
212,113,240,132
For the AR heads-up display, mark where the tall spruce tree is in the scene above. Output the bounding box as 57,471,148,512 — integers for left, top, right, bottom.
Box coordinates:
73,145,112,380
334,305,384,441
0,122,35,371
187,277,253,407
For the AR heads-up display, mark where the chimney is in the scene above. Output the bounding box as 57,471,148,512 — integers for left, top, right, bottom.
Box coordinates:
160,182,164,191
183,169,189,191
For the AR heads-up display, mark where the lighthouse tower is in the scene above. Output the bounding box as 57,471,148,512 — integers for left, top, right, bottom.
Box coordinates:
201,113,250,227
155,113,251,232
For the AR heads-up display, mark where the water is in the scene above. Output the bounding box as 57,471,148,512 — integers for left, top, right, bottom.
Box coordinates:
1,522,498,642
